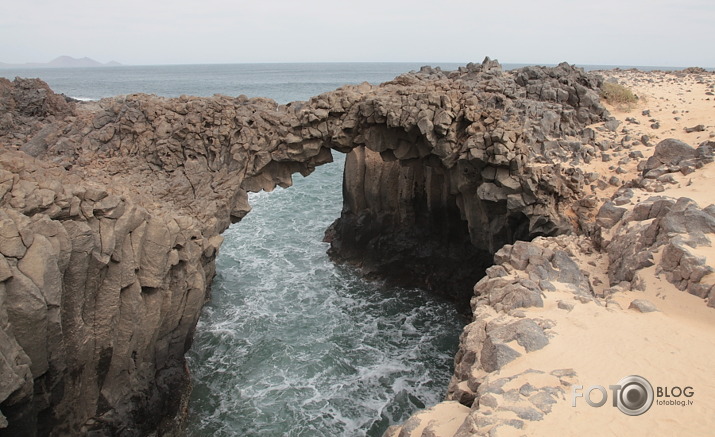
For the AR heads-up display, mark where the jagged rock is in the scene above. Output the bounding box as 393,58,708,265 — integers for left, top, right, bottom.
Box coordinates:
0,211,27,258
604,119,620,132
501,405,544,421
697,141,714,164
603,192,714,304
450,318,490,399
480,336,522,373
4,266,49,378
446,235,588,431
549,368,578,387
484,280,544,312
659,197,715,236
447,368,569,436
328,60,608,294
605,199,663,284
630,197,675,222
685,124,705,133
613,190,634,206
642,138,696,175
661,239,714,289
596,201,626,229
529,391,557,414
489,238,592,297
657,174,678,184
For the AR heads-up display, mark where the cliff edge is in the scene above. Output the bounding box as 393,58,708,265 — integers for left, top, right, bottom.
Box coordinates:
1,61,712,435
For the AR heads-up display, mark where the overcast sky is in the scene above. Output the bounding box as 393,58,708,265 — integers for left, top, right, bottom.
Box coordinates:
2,0,714,67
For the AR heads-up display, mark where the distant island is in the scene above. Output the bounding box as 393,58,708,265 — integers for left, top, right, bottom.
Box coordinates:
0,55,121,69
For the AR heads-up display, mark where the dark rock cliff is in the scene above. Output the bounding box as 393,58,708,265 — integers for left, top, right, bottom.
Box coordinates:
0,59,611,435
324,146,491,302
326,60,609,300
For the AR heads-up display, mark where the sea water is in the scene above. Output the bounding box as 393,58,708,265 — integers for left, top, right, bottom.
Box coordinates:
0,62,464,102
0,63,464,436
0,62,693,103
186,153,462,436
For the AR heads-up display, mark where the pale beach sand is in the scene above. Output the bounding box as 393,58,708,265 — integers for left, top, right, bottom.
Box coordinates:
498,69,715,436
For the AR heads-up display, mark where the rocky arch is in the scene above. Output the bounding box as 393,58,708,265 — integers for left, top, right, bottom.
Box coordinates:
0,59,609,435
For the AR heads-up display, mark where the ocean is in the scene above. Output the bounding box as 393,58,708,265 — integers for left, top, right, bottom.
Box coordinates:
0,62,698,104
0,63,467,436
0,62,466,103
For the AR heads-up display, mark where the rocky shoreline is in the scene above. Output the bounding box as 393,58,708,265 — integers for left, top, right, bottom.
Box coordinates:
387,68,715,436
0,61,713,436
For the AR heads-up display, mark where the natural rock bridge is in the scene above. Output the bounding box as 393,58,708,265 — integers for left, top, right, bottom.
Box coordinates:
0,59,610,435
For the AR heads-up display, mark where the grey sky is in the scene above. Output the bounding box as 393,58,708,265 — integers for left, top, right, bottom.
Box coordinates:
2,0,714,67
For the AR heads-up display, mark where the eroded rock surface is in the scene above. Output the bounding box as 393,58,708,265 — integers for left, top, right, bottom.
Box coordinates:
598,142,715,305
0,59,613,435
446,236,592,407
327,60,610,298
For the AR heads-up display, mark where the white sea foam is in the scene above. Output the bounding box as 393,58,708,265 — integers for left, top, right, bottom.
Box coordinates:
186,155,460,436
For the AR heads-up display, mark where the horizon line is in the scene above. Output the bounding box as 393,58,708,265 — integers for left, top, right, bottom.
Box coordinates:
1,59,713,71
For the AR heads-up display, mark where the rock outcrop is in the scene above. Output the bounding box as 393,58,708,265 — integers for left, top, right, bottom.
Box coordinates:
388,176,715,435
597,139,715,305
0,59,614,435
447,236,593,407
1,77,341,436
0,151,206,435
385,235,589,437
327,60,610,299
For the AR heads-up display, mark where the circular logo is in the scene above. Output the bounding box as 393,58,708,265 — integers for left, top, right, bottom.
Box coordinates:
616,375,654,416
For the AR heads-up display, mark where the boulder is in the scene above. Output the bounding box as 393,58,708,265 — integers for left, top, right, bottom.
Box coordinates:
557,300,575,311
684,124,705,133
642,138,696,175
487,280,544,312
